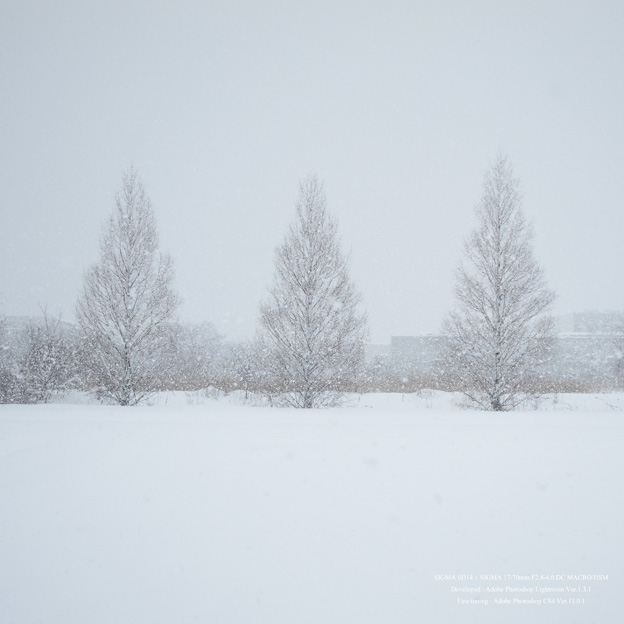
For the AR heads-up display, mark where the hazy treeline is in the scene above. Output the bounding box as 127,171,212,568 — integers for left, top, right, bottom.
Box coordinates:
1,313,622,406
2,157,623,409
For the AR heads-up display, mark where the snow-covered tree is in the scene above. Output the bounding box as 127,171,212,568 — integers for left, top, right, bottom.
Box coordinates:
444,154,556,410
0,313,18,403
207,341,262,398
16,314,77,403
162,322,223,390
77,167,179,405
258,175,368,408
611,321,624,386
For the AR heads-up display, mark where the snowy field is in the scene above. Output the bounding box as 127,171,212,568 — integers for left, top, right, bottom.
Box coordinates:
1,392,623,623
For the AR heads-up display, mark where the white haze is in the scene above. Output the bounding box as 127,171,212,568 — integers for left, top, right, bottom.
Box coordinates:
1,1,623,343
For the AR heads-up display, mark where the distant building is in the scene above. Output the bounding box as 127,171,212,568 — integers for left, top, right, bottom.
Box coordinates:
548,334,618,382
549,311,624,383
389,335,448,374
2,315,77,340
556,311,624,335
364,343,390,363
378,311,624,384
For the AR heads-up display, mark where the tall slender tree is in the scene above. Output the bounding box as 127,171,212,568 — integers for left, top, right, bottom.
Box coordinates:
77,167,179,405
444,154,555,410
258,175,368,408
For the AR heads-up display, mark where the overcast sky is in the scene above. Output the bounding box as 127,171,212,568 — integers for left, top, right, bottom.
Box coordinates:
1,0,623,343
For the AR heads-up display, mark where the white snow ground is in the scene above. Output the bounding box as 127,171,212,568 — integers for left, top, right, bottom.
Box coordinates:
1,392,623,623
